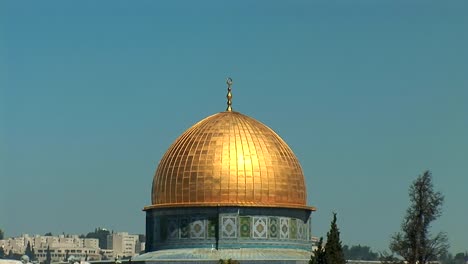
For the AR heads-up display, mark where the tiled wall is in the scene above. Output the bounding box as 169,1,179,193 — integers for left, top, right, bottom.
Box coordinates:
146,207,313,251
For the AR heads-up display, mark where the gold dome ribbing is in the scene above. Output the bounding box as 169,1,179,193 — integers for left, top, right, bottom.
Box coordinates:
146,111,314,210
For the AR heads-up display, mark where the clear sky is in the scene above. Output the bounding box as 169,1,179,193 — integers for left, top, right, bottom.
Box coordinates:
1,0,467,254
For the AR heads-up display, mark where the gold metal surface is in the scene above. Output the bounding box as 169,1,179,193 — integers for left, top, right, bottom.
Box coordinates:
149,111,314,210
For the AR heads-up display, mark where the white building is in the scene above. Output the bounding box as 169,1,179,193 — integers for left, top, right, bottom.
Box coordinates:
99,249,114,260
0,234,101,262
106,232,139,258
136,241,145,254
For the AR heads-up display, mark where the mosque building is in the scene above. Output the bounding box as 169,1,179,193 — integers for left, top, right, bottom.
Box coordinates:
133,79,316,263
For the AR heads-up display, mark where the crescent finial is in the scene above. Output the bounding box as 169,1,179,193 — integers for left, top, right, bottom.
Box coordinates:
226,77,233,111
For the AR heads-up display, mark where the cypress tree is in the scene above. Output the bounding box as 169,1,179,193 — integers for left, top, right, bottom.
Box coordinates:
310,237,327,264
31,246,36,261
64,250,69,262
25,242,33,260
45,246,52,264
325,213,346,264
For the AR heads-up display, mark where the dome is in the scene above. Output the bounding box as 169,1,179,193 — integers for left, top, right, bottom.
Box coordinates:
146,111,314,210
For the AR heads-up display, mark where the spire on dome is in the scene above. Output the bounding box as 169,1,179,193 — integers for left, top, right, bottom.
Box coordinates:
226,77,233,112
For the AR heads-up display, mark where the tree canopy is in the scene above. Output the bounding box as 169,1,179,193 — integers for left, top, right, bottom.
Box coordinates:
325,213,346,264
310,237,326,264
45,246,52,264
440,252,468,264
389,170,448,264
86,228,110,249
343,244,379,261
0,246,5,259
24,241,36,261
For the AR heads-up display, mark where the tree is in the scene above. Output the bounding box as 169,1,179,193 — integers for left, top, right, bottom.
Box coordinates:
453,252,468,264
325,213,345,264
86,228,110,249
389,170,448,264
439,252,468,264
0,229,4,240
99,251,105,261
31,246,36,261
310,237,327,264
343,244,379,260
0,246,5,259
25,241,33,260
44,232,53,236
218,259,239,264
45,246,52,264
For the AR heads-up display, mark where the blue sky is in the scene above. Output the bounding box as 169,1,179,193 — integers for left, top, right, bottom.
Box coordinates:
1,0,467,253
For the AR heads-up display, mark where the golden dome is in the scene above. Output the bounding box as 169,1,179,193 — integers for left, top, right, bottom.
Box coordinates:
146,111,314,210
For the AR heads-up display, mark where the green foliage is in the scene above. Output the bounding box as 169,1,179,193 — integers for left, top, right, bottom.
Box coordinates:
100,250,109,261
0,246,5,259
64,250,69,262
0,229,4,240
218,259,239,264
310,237,327,264
343,244,378,260
440,252,468,264
7,250,23,260
453,252,468,264
86,228,111,249
380,251,404,264
325,213,345,264
390,171,448,264
44,232,53,236
45,246,52,264
25,241,33,260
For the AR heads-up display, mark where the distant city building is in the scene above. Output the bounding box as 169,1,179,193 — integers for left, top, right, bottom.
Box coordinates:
99,249,114,260
136,241,145,254
106,232,139,258
0,231,145,262
0,234,100,262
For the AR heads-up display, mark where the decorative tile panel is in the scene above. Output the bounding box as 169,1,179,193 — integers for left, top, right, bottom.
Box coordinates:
239,216,251,238
167,217,178,239
290,219,297,239
289,218,297,239
179,218,190,239
297,219,305,240
304,220,309,241
190,218,205,239
207,217,217,238
268,217,279,239
309,220,313,241
221,216,237,238
280,217,289,239
252,217,267,239
152,218,160,243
